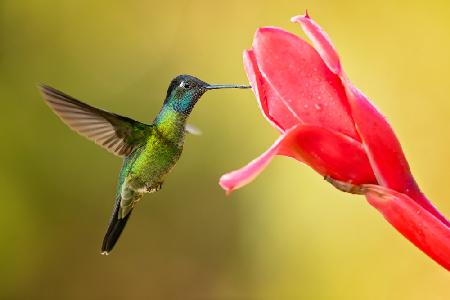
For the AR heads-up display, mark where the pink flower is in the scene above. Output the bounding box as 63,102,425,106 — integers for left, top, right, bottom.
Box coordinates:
220,12,450,270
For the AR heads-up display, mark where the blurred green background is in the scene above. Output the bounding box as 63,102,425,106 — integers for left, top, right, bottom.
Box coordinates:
1,0,449,299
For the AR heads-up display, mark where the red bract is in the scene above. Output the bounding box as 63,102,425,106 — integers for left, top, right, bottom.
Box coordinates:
220,13,450,270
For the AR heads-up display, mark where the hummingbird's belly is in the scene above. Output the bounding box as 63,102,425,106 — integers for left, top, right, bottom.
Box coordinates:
127,138,182,191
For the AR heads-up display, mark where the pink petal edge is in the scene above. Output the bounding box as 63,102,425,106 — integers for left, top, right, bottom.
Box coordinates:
219,132,285,194
243,49,290,132
291,13,342,75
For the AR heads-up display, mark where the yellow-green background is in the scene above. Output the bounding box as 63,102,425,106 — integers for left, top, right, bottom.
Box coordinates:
1,0,449,299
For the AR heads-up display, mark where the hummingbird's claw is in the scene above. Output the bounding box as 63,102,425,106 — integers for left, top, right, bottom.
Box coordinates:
147,182,163,193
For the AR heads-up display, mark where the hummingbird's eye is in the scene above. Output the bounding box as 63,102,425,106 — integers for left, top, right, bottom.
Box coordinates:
179,81,191,89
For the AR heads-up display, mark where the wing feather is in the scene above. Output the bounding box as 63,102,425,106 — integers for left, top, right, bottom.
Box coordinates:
40,84,151,157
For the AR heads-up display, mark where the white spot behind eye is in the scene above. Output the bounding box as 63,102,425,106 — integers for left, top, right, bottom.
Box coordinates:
179,81,191,89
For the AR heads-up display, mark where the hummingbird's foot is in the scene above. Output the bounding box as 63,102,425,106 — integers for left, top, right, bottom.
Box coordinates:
324,176,367,195
147,182,163,193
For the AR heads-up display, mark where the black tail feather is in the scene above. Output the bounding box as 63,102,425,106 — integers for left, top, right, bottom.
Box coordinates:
101,197,132,255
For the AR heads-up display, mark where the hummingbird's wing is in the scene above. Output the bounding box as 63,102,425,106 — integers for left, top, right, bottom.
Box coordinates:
40,85,151,157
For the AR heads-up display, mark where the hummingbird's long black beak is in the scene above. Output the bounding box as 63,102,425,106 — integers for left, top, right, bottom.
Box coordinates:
205,84,251,90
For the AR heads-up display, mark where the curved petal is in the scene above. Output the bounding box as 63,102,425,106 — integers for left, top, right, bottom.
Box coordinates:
280,125,375,184
365,185,450,270
291,13,342,75
244,50,294,132
220,125,376,193
219,131,285,194
252,27,360,140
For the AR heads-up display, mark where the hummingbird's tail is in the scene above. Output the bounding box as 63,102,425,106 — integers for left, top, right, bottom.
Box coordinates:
101,196,132,255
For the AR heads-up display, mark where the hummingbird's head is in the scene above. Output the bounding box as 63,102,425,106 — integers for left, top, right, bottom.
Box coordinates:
163,74,251,115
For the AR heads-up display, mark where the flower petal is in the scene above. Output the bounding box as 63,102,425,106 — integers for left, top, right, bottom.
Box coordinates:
365,185,450,270
280,125,376,184
345,85,450,227
219,131,285,194
243,50,295,132
252,27,360,140
291,13,415,192
292,14,449,226
291,13,342,75
220,125,376,193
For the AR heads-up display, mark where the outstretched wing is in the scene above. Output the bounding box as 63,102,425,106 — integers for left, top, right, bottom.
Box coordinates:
40,84,151,157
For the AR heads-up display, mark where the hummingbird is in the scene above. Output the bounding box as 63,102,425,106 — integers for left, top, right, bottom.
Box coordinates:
39,75,250,255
